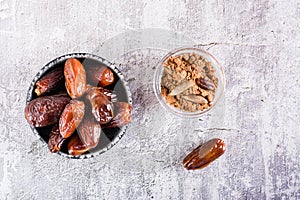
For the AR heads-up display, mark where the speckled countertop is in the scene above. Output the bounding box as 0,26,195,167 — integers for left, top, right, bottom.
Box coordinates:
0,0,299,199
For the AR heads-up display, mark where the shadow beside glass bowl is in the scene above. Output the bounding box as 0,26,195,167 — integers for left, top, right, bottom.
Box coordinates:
26,53,132,159
153,47,225,118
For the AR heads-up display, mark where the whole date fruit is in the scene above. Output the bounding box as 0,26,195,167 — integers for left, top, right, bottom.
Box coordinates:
78,111,102,149
68,135,89,156
34,67,64,96
86,65,114,87
64,58,87,98
86,87,114,124
59,100,85,138
103,102,132,128
85,85,115,101
48,125,65,153
25,94,70,127
182,138,226,170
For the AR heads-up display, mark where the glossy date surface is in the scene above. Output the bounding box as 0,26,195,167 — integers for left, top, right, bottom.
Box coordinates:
35,67,64,96
85,85,115,100
103,102,132,128
64,58,87,98
182,138,226,170
78,111,102,149
48,125,65,153
25,94,70,127
68,135,89,156
59,100,85,138
86,65,114,87
86,87,114,124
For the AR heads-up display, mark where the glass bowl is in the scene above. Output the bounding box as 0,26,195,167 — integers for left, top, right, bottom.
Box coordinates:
153,47,225,118
26,53,132,159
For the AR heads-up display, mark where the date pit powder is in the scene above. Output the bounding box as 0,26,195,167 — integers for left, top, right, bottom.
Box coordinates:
160,52,219,112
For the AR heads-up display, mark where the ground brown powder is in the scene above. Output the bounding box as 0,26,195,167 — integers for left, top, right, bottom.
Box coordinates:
160,52,218,112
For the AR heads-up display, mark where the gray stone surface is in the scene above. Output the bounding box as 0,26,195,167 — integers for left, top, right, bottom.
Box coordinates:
0,0,299,199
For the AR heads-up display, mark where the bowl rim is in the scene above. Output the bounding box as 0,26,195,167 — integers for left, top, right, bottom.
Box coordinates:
153,47,225,118
26,52,132,159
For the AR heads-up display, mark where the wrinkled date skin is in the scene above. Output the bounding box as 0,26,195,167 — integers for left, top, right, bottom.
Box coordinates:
86,66,114,87
85,85,115,101
103,102,132,128
25,94,70,127
35,67,64,96
48,125,65,153
68,135,89,156
59,100,85,138
78,112,102,149
86,88,114,124
64,58,87,98
183,138,226,170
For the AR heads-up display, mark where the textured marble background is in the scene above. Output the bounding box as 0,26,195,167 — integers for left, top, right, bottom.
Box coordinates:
0,0,299,199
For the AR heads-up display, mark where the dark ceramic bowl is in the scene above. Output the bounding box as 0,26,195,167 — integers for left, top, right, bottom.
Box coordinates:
26,53,132,159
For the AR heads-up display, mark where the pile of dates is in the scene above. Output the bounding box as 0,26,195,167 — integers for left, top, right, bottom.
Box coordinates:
25,58,132,156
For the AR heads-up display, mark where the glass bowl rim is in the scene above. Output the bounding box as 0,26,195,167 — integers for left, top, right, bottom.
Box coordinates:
153,47,225,118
